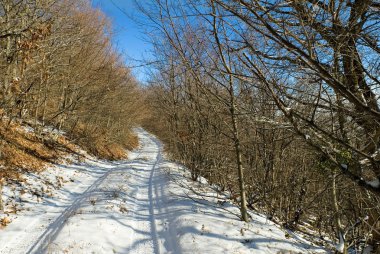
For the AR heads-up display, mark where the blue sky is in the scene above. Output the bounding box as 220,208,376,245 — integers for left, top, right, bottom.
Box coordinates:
91,0,152,83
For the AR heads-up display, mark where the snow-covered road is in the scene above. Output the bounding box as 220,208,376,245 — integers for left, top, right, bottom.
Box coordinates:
0,129,327,254
28,129,180,253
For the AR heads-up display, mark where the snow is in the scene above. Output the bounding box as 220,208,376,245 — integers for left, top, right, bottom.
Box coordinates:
359,158,370,166
0,128,327,254
335,232,345,253
0,156,115,253
371,149,380,159
366,178,380,188
362,245,373,254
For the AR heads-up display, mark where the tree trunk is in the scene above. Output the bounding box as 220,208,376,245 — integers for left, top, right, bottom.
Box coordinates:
3,2,12,102
332,171,347,254
230,92,249,222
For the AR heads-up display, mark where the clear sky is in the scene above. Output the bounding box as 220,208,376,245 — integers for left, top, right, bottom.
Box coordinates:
91,0,152,84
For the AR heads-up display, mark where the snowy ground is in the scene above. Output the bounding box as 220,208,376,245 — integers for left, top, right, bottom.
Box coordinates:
0,129,328,253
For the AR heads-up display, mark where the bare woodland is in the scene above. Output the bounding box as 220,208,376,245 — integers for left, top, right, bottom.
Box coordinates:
141,0,380,252
1,0,380,253
0,0,146,158
0,1,145,213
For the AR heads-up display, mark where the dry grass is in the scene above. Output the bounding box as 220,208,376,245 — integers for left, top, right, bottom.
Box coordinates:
123,132,139,151
0,118,139,182
0,120,80,179
0,216,11,227
92,142,127,160
72,124,139,160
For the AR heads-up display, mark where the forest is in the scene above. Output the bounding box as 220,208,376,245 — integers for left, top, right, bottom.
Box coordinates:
141,0,380,253
0,0,379,253
0,0,146,164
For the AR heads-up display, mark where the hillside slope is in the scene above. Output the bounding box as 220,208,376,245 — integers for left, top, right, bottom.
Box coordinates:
0,129,327,253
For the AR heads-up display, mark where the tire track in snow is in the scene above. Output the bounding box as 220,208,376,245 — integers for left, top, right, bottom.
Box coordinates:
26,134,146,254
146,132,182,254
148,136,161,254
26,165,119,254
26,129,179,254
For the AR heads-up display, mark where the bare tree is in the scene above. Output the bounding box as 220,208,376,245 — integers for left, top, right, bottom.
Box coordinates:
141,0,380,251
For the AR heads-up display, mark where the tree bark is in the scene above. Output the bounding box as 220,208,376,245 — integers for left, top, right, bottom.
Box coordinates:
230,87,249,222
332,171,347,254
